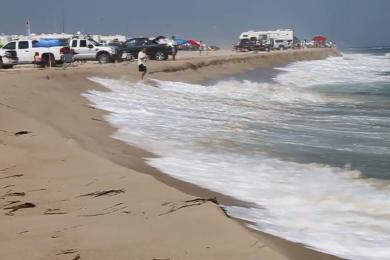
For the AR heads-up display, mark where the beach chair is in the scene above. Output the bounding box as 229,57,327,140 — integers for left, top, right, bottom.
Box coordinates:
62,50,74,69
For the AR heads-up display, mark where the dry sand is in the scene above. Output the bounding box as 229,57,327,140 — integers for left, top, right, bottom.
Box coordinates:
0,48,342,260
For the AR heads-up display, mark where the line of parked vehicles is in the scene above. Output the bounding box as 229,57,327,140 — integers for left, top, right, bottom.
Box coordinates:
0,35,175,69
0,29,305,69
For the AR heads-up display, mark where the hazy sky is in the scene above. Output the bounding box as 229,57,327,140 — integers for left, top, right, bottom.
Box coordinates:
0,0,389,48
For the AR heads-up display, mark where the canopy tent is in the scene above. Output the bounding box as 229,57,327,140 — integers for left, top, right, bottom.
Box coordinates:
312,35,327,42
153,35,190,46
186,39,200,47
173,36,187,45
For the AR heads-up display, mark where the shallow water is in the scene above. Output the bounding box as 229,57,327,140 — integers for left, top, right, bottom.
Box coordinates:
84,51,390,260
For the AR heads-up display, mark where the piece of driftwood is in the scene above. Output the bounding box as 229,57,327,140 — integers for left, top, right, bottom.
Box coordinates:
3,192,25,197
0,174,23,180
56,249,79,255
79,189,125,198
44,208,67,215
14,131,32,136
159,197,218,216
4,202,36,215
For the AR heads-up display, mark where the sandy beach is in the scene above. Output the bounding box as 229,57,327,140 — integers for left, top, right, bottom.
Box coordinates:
0,48,342,260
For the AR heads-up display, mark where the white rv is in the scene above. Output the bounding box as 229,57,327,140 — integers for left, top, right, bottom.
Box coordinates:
239,29,294,50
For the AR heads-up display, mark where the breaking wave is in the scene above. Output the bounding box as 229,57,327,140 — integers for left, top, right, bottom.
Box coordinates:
84,52,390,259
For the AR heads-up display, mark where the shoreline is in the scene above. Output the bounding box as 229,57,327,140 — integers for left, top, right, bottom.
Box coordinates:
0,49,342,259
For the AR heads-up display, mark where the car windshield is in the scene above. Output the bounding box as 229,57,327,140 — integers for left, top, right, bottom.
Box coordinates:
145,40,158,45
3,42,16,50
240,40,255,44
125,38,155,46
88,39,101,46
124,39,138,47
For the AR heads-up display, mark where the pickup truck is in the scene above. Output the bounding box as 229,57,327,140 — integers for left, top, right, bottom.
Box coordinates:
1,40,66,66
0,47,18,69
69,38,119,63
119,37,172,61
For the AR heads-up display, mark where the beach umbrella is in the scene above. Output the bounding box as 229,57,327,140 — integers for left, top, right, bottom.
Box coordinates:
312,35,327,42
187,39,200,47
174,36,187,45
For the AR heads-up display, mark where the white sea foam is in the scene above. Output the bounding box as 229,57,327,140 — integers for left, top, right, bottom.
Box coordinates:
348,46,390,51
275,53,390,87
84,53,390,260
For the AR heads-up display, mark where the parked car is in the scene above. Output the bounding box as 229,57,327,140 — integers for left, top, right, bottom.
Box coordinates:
119,37,172,61
69,37,120,63
273,39,293,50
234,39,271,52
1,39,66,66
0,47,18,69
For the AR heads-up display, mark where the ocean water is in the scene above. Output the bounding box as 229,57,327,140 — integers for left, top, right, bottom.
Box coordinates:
84,49,390,260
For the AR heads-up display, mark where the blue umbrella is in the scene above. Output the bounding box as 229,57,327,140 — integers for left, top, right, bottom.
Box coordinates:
174,36,187,45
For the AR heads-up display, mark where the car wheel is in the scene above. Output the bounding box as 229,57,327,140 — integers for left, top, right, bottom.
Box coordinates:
97,53,111,64
154,51,166,61
0,58,3,69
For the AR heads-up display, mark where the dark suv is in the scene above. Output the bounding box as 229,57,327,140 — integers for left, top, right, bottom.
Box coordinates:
235,39,271,52
119,37,172,61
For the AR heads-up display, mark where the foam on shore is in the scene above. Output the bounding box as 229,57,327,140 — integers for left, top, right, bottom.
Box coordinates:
84,51,390,260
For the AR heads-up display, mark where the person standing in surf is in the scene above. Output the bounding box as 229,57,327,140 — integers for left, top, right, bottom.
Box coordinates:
138,48,148,80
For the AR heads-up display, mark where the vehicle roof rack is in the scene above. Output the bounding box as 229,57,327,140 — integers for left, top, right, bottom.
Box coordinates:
71,34,93,39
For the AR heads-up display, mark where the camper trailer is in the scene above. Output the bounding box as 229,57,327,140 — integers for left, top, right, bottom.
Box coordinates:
239,29,294,50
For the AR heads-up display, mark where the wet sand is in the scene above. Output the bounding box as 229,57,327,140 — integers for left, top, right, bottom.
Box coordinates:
0,48,342,259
